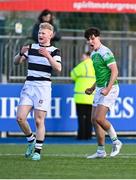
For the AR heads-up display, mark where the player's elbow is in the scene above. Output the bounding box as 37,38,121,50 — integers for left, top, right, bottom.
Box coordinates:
55,64,62,73
56,66,62,73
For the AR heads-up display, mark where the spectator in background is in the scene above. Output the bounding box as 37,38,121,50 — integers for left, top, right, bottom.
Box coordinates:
70,51,96,140
32,9,61,44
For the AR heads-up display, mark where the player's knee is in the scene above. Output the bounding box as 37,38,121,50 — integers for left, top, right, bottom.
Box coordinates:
16,115,25,123
35,117,44,128
94,115,103,125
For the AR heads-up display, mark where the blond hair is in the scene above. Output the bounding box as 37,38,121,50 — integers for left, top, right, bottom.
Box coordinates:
39,22,54,32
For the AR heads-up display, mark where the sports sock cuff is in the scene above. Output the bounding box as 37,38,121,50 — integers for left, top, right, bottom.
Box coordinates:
26,133,35,142
34,148,41,154
35,140,44,150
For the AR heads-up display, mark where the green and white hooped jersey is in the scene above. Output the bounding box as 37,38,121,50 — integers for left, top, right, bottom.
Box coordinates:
91,44,118,87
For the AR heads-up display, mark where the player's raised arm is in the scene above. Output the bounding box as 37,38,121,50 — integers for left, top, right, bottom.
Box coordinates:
14,45,29,65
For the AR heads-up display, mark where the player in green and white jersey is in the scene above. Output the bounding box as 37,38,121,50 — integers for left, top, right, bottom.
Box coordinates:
91,45,118,88
84,27,122,159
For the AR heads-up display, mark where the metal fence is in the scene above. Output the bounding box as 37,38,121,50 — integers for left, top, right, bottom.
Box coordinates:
0,30,136,84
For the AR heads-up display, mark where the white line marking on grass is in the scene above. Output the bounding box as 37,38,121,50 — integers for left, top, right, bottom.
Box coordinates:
0,153,24,156
0,153,86,157
1,153,136,159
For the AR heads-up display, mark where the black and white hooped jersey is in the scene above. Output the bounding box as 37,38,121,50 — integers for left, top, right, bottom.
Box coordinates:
24,43,61,86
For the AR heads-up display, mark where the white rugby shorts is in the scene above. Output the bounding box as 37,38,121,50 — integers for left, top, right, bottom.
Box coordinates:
19,84,51,111
93,85,119,111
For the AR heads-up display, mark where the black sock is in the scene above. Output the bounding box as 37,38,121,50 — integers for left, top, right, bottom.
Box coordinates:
34,140,44,154
34,148,41,154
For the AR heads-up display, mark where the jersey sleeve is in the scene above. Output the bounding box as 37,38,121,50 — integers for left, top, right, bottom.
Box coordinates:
51,49,61,63
103,51,116,66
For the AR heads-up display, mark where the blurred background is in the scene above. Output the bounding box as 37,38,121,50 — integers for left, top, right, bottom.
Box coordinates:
0,0,136,83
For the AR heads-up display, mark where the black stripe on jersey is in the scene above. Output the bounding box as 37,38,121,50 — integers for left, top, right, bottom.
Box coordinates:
26,76,51,81
29,48,61,58
56,60,61,63
51,49,61,57
28,49,44,57
28,63,52,73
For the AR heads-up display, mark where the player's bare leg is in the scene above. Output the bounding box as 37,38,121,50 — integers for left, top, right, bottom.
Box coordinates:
87,106,106,159
17,105,36,157
16,105,32,135
87,105,122,159
95,105,122,157
31,109,46,161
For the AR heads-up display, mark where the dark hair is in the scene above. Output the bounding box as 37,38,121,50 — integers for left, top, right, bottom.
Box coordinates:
84,51,90,56
84,27,100,40
38,9,53,23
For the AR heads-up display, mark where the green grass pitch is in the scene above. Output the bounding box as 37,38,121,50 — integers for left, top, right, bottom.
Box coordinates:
0,143,136,179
